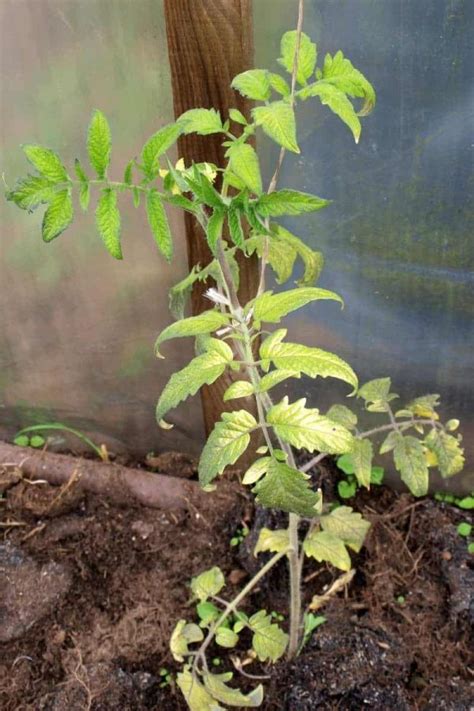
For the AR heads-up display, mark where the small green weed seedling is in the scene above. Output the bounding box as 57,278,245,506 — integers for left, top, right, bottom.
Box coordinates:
434,491,474,510
13,422,106,460
337,453,385,499
5,3,465,707
230,523,249,547
456,522,472,538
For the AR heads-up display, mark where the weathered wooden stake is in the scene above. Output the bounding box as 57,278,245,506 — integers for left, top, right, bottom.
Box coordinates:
164,0,260,448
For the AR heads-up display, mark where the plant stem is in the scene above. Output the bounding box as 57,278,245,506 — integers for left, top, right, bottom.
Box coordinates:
287,512,302,657
194,551,286,672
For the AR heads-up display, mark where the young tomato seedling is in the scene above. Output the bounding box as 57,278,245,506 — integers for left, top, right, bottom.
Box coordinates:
6,4,465,708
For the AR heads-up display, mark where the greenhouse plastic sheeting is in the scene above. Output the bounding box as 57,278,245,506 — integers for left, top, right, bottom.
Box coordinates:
1,1,472,490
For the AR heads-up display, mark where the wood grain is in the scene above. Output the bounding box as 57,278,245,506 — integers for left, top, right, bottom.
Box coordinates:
164,0,260,447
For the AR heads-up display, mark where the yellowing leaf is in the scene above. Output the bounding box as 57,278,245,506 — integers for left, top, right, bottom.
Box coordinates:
223,380,254,401
254,528,290,556
393,435,429,497
231,69,271,101
242,457,272,485
203,671,264,707
170,620,204,662
253,458,322,517
249,610,288,662
320,506,370,552
23,145,68,183
303,530,351,571
42,189,73,243
155,311,230,356
191,566,225,601
177,669,224,711
227,143,262,194
252,101,299,153
350,438,373,488
198,410,257,486
425,429,464,478
267,397,354,454
278,30,317,85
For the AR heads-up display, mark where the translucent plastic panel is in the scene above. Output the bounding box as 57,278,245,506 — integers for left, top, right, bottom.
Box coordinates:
254,0,473,490
0,0,204,455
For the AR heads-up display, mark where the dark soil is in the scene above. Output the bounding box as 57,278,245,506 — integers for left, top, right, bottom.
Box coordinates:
0,453,473,710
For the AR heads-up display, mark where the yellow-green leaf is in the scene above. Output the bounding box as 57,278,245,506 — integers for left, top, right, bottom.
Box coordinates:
198,410,257,486
278,30,317,85
320,506,370,553
87,110,111,179
231,69,271,101
146,189,173,261
252,101,299,153
350,438,373,488
177,669,224,711
155,311,230,356
203,671,264,708
227,143,262,194
170,620,204,662
425,429,464,478
393,435,429,497
191,566,225,601
96,188,122,259
254,528,290,556
249,610,288,662
303,530,351,571
23,145,68,183
253,458,322,517
42,189,73,242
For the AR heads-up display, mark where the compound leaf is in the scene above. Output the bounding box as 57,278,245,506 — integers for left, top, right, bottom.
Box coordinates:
252,101,299,153
96,188,122,259
87,109,111,179
198,410,257,486
42,189,73,242
267,397,354,454
146,189,173,261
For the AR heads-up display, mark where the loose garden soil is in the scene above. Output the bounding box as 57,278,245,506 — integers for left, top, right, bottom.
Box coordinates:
0,451,472,710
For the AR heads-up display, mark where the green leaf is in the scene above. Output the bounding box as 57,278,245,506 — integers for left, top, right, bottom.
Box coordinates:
322,50,376,115
253,287,343,326
170,620,204,662
269,73,290,97
246,233,297,285
278,30,317,85
198,410,257,486
206,209,225,255
146,189,173,261
177,108,223,135
260,333,357,392
249,610,288,662
393,435,429,497
338,480,356,499
256,189,329,217
42,189,73,242
350,438,373,488
320,506,370,552
229,108,247,125
242,457,272,485
425,429,465,478
358,377,392,406
254,528,290,556
327,404,358,430
203,672,263,708
231,69,271,101
227,207,244,248
223,380,254,401
252,102,299,153
379,430,400,454
186,168,224,209
191,566,225,601
155,310,230,356
303,530,352,571
253,459,322,517
226,143,262,194
197,601,220,626
96,188,122,259
337,453,355,475
272,225,324,285
22,145,68,183
215,628,239,648
300,82,361,143
6,175,56,212
258,369,300,393
157,339,233,421
141,123,182,179
30,435,46,448
267,397,354,454
177,669,224,711
13,435,30,447
87,110,111,179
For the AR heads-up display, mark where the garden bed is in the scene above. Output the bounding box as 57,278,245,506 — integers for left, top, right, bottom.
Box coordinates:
0,451,472,710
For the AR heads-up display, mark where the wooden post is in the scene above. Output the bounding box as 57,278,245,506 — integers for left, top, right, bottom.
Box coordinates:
164,0,260,444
